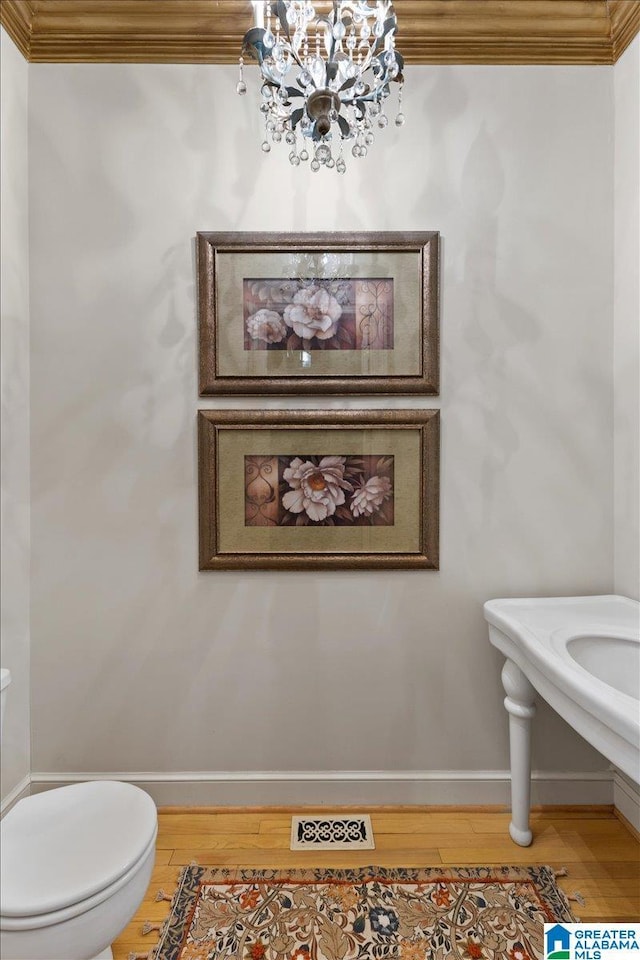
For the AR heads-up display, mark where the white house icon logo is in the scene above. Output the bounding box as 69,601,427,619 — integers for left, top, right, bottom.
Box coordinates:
546,924,571,959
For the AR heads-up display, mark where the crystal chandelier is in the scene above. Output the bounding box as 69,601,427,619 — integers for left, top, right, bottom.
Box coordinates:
237,1,405,173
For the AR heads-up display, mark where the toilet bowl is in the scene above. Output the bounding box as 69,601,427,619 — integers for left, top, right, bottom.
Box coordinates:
0,780,158,960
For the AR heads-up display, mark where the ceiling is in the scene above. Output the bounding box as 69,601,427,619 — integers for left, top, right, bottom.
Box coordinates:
1,0,639,65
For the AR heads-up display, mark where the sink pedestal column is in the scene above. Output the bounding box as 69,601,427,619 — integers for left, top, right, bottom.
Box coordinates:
501,658,537,846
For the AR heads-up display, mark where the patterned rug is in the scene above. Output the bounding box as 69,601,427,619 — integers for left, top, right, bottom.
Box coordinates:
152,865,575,960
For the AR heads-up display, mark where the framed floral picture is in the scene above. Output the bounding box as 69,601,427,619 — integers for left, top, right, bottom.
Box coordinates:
197,232,439,395
198,409,439,570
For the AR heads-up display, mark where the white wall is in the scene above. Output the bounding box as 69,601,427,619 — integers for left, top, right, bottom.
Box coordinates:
614,37,640,602
27,62,615,803
0,27,31,808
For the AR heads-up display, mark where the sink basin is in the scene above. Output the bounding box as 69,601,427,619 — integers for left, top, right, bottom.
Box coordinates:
565,635,640,700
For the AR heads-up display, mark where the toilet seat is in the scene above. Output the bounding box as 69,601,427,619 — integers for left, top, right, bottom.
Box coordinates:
0,781,157,924
0,831,157,933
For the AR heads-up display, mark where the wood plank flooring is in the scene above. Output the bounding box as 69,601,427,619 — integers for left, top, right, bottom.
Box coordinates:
113,807,640,958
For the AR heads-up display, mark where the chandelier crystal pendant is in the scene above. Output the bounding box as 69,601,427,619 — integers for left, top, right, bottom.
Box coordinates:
238,1,405,173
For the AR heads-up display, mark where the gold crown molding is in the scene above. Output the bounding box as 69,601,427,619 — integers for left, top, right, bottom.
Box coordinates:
0,0,34,59
2,0,639,66
609,0,640,59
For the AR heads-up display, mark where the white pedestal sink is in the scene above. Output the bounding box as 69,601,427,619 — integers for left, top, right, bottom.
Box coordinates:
484,595,640,846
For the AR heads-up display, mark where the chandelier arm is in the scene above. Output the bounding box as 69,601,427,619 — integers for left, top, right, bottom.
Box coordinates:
273,1,292,42
330,0,340,60
365,31,386,66
285,44,306,73
327,27,338,62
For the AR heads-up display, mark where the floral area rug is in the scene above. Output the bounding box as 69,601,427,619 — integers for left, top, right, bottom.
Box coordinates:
153,866,574,960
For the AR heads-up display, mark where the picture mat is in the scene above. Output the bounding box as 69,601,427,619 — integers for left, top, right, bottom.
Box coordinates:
217,428,422,554
215,251,422,378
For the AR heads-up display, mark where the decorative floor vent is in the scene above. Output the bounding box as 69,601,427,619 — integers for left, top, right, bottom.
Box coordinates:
290,815,375,851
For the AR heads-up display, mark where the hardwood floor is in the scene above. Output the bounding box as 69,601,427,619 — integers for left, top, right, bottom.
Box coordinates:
113,807,640,958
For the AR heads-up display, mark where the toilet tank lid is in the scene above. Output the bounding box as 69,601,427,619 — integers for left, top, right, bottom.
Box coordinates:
0,780,157,918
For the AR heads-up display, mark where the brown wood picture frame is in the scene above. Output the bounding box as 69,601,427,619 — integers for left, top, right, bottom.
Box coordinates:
198,409,439,571
198,232,439,396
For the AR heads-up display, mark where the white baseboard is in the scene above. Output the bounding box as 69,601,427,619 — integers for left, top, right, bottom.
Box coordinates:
29,769,614,807
613,769,640,832
0,774,30,817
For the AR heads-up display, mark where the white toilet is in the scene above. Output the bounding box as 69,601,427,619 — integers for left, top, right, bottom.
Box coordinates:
0,669,158,960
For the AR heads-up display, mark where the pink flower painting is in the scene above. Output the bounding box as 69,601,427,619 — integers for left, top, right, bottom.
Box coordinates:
243,278,394,352
245,455,395,527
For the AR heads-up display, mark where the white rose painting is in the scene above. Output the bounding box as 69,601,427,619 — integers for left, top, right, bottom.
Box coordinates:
243,278,394,352
245,308,287,344
245,455,395,527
